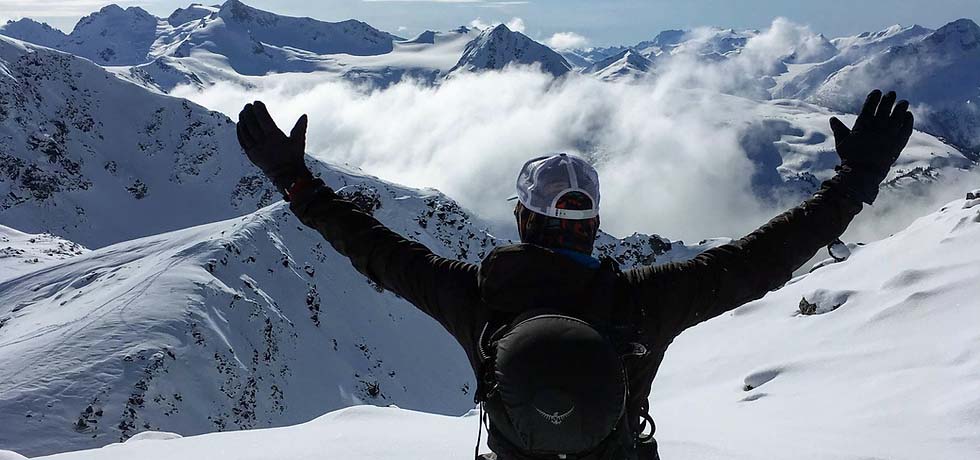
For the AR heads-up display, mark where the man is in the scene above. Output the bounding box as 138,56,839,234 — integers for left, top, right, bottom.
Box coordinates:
236,89,913,459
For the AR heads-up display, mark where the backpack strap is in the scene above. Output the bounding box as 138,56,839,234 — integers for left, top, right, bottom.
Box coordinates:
595,256,656,448
474,308,562,404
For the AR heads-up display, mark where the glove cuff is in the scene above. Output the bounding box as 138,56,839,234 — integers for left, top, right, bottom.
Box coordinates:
270,164,313,198
831,163,888,205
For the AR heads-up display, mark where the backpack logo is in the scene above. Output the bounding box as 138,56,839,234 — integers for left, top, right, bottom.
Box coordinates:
534,405,575,425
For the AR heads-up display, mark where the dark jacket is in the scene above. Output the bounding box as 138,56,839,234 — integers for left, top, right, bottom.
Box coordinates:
289,173,864,459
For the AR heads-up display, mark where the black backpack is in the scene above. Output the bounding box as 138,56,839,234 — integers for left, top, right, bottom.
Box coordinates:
473,257,648,460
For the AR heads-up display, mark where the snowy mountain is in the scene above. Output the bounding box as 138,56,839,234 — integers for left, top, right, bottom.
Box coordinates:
0,2,577,92
0,5,163,66
671,95,973,203
448,24,572,77
0,19,67,50
584,49,653,81
0,0,401,82
167,3,221,27
154,0,399,77
568,19,979,156
0,35,277,248
63,5,161,66
18,190,980,460
769,24,933,102
806,19,980,152
829,24,934,54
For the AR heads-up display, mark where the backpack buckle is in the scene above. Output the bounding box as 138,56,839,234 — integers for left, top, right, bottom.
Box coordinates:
623,342,648,358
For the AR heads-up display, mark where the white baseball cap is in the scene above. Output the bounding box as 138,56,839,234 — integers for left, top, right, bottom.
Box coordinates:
511,153,600,220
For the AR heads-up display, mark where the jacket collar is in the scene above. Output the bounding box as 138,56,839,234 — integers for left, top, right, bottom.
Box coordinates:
477,244,603,314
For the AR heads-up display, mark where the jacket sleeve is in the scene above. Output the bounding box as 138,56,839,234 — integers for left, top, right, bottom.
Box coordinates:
288,179,482,342
623,172,865,341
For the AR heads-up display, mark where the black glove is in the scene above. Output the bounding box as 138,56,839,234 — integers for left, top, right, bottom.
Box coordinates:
237,101,311,196
829,89,914,204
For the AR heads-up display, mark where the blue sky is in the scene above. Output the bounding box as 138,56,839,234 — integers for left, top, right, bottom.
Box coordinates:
1,0,977,46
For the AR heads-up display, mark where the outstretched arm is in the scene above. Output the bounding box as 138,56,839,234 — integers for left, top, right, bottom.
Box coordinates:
236,101,482,341
625,90,914,340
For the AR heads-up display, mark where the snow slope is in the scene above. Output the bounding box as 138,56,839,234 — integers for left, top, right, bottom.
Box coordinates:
0,35,277,248
585,49,653,81
0,226,87,282
0,191,483,456
22,191,980,460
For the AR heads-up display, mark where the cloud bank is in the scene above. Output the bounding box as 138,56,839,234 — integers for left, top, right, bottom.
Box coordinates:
174,18,977,248
178,71,771,242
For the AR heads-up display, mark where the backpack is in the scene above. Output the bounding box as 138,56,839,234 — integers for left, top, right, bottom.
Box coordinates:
473,256,648,460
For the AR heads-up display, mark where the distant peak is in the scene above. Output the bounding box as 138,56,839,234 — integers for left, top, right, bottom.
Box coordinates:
4,18,44,27
404,30,436,44
98,4,125,14
168,2,219,26
941,18,980,31
95,4,153,17
927,18,980,47
452,26,470,34
219,0,252,14
217,0,264,23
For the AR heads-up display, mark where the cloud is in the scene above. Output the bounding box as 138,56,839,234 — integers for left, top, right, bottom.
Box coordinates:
505,17,525,33
176,70,770,242
546,31,588,50
469,16,525,33
172,18,971,247
0,0,141,17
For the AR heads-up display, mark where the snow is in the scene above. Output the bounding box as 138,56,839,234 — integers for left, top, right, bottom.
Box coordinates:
781,20,980,151
448,24,572,78
0,2,978,458
0,226,88,282
0,35,277,248
0,166,696,456
650,192,980,460
0,19,67,50
585,49,653,81
0,38,696,453
34,406,483,460
21,192,980,459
